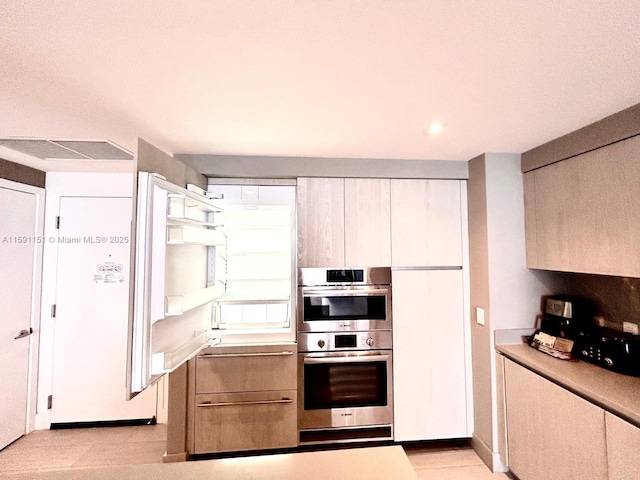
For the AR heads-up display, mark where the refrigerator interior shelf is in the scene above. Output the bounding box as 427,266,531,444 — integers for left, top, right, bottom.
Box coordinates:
166,216,222,229
215,294,290,305
226,249,289,255
167,192,222,213
165,285,223,316
150,329,210,374
167,225,226,246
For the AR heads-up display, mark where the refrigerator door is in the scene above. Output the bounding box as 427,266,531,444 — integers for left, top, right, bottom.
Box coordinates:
127,172,224,397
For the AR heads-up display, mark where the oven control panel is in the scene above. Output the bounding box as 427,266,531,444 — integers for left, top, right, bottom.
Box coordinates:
298,331,392,352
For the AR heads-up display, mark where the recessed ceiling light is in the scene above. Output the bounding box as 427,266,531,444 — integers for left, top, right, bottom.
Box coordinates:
424,122,446,135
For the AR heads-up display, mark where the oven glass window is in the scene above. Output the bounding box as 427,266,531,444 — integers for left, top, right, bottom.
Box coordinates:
303,295,387,321
304,360,387,409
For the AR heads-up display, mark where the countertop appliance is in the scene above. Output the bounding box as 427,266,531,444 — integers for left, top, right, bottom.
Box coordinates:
297,267,393,444
574,327,640,376
540,295,593,340
539,296,640,376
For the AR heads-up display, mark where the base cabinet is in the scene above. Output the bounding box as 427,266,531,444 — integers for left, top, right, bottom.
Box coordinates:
190,343,298,454
504,359,607,480
193,390,297,454
606,412,640,480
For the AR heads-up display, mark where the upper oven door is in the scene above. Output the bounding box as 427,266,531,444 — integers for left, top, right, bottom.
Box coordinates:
297,286,392,332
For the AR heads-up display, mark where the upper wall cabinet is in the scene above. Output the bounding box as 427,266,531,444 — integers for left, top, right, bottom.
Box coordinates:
390,179,463,267
297,177,391,267
524,135,640,277
297,177,345,267
344,178,391,267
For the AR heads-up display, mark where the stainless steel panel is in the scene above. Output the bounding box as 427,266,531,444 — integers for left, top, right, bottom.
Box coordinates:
298,267,391,287
298,331,393,352
297,285,392,332
297,349,393,431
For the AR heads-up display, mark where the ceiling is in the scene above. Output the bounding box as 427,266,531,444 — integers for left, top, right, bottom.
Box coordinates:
1,1,640,164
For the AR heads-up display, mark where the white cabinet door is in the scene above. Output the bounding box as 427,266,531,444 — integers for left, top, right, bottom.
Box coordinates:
392,269,468,441
390,179,463,267
52,196,157,423
344,178,391,267
0,183,42,448
504,359,607,480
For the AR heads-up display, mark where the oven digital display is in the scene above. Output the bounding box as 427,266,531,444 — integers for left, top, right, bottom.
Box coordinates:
334,334,357,348
326,269,364,283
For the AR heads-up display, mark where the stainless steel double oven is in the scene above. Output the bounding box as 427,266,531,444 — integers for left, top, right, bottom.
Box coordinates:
297,267,393,444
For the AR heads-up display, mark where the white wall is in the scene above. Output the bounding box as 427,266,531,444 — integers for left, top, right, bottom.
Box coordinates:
468,153,562,471
485,154,558,331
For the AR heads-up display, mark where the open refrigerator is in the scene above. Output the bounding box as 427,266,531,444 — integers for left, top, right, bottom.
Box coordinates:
126,168,295,398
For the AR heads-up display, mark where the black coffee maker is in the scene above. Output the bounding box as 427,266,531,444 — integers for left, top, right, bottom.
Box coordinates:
539,295,594,340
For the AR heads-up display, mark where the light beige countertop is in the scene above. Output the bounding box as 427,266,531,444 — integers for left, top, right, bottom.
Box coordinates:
497,342,640,427
4,445,417,480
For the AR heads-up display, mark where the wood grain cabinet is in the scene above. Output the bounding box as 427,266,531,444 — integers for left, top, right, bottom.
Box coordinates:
504,359,608,480
190,343,297,454
344,178,391,266
390,179,463,267
297,177,391,267
605,412,640,480
296,177,345,267
524,134,640,277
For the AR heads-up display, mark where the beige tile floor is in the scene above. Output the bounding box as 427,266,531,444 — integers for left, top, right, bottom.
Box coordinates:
0,425,510,479
0,424,167,473
405,446,511,479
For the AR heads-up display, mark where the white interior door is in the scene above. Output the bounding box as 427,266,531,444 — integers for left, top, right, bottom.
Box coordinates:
0,185,39,448
51,196,156,423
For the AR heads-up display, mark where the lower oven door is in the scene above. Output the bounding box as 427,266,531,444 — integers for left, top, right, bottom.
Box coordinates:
298,350,393,430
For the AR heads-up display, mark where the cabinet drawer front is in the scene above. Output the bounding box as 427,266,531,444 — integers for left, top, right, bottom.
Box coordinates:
195,344,297,393
194,390,297,454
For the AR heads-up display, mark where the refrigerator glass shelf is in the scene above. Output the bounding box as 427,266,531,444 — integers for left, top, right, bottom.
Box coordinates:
167,225,226,246
165,285,223,317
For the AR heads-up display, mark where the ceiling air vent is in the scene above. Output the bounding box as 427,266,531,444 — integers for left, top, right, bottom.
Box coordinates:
0,138,133,161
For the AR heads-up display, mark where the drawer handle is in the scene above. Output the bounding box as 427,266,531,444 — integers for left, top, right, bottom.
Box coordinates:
197,398,294,408
199,351,294,359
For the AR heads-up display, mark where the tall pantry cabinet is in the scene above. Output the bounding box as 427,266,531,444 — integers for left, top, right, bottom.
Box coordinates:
390,179,470,441
296,177,471,442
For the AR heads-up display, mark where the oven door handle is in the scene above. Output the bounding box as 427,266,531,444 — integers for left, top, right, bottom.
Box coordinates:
301,287,390,296
303,354,390,364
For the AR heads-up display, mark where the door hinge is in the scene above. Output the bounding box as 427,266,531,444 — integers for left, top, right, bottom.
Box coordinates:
55,216,60,229
47,395,53,410
51,304,57,318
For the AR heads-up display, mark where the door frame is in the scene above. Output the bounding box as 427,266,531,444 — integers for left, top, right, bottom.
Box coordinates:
0,178,45,437
36,173,167,429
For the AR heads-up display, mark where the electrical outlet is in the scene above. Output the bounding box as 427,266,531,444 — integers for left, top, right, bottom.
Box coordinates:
623,322,639,335
476,307,485,326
